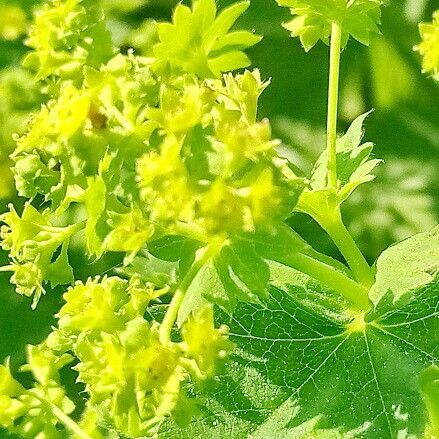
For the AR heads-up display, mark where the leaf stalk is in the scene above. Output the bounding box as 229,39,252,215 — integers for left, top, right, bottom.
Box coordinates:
326,21,342,189
319,207,375,288
281,252,371,311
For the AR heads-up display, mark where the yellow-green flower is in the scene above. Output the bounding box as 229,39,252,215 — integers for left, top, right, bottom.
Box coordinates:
277,0,388,51
182,306,234,377
58,277,130,334
0,360,25,428
415,10,439,80
23,0,113,80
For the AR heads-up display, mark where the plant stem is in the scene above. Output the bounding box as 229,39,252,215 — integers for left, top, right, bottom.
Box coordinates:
320,208,375,288
28,391,93,439
159,239,224,344
278,252,371,311
50,403,93,439
297,198,375,288
326,20,342,189
69,219,87,235
159,288,186,345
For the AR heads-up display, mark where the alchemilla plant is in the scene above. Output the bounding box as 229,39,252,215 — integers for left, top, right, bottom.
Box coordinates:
0,0,438,438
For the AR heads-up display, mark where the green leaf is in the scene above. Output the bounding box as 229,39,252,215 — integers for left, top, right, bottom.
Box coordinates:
148,235,203,276
45,241,74,289
177,238,270,323
312,112,381,200
215,238,270,303
116,251,179,289
370,226,439,305
119,234,204,310
203,1,251,51
208,51,251,78
211,31,263,53
248,223,350,275
420,365,439,437
297,112,381,219
159,246,439,438
276,0,387,51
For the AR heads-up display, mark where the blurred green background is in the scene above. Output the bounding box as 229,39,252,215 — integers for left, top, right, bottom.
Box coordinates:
0,1,438,434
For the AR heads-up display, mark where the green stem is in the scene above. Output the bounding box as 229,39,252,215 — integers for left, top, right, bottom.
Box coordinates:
28,391,93,439
320,208,375,288
159,288,186,345
297,198,375,288
326,21,342,189
70,220,87,234
50,403,93,439
278,252,371,311
159,239,224,344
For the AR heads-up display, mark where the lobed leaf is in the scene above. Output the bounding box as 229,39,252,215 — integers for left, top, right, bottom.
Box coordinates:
160,234,439,438
370,226,439,305
297,112,381,221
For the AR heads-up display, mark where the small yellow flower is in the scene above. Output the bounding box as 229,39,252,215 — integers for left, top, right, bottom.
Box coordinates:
415,10,439,80
181,306,234,378
0,361,26,428
0,361,24,397
137,135,194,224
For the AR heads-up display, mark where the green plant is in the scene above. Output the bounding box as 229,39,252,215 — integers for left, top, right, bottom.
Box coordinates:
0,0,437,438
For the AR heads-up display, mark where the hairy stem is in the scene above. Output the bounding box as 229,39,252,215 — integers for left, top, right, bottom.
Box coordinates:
320,208,375,288
159,239,224,344
326,21,342,189
279,252,371,311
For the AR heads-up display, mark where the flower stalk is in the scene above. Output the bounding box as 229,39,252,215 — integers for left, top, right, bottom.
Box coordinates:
326,21,343,189
159,238,225,345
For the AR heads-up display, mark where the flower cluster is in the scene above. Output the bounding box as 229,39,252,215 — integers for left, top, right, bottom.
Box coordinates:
0,0,267,435
277,0,388,50
7,0,303,282
48,277,232,437
415,10,439,81
0,203,80,306
0,346,75,438
137,69,303,236
23,0,114,81
1,277,233,438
